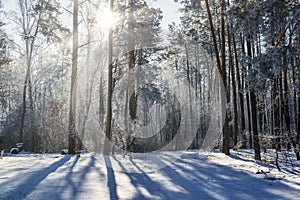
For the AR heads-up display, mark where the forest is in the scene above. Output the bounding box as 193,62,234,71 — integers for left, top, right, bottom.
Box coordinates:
0,0,300,163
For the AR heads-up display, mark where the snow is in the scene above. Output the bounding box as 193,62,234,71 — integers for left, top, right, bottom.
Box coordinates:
0,150,299,200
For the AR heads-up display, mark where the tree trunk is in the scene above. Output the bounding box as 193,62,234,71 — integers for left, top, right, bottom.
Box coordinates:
233,33,246,147
297,93,300,159
247,35,260,160
20,26,36,144
292,61,299,159
68,0,79,154
185,43,190,82
99,77,105,128
228,27,238,146
20,53,30,143
273,78,281,150
204,0,229,155
250,91,261,160
220,0,230,155
103,0,114,155
283,55,299,159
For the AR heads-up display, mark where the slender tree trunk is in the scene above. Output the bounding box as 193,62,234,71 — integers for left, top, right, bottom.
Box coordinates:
228,27,238,146
247,35,260,160
283,56,299,159
297,93,300,158
222,0,230,155
99,77,105,128
204,0,222,84
185,43,190,82
68,0,78,154
103,0,114,155
250,91,261,160
283,62,291,149
241,33,250,148
20,38,33,144
205,0,229,155
20,33,37,144
244,36,252,148
292,63,299,156
233,34,246,147
20,49,30,143
258,98,264,133
273,78,281,150
247,94,252,147
195,45,199,98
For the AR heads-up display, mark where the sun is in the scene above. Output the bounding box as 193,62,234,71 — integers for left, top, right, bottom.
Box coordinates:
97,8,117,30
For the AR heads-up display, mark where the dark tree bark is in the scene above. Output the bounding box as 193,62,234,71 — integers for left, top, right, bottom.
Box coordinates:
103,0,114,155
297,93,300,157
246,93,252,148
246,35,261,160
292,60,299,158
282,54,299,159
227,27,238,146
273,78,281,150
233,33,246,147
240,33,253,149
250,91,261,160
204,0,229,155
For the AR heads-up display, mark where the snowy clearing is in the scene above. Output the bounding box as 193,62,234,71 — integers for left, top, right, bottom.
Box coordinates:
0,150,300,200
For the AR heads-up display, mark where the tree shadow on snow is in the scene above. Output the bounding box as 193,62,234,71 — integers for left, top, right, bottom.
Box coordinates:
104,155,119,200
4,155,71,199
113,152,299,200
112,156,175,200
55,154,105,200
160,152,299,199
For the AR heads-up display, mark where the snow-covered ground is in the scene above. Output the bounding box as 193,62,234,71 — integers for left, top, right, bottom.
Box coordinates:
0,150,299,200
